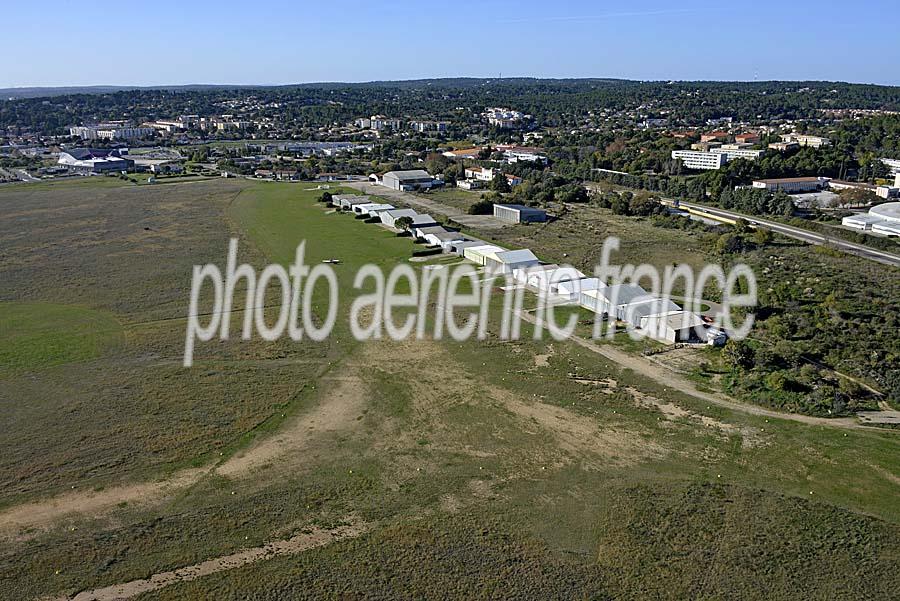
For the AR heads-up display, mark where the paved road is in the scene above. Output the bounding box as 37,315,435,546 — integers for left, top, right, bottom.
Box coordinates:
668,200,900,268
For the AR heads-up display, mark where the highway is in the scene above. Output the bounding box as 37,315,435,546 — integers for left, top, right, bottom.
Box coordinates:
666,200,900,268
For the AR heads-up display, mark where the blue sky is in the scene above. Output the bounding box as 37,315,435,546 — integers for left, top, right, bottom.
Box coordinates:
3,0,898,87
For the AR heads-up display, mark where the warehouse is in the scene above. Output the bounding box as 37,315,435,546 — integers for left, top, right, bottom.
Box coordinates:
493,204,548,224
640,311,709,344
380,208,419,228
463,244,504,265
751,177,829,193
485,248,540,274
513,263,559,285
380,169,438,191
57,148,131,173
451,239,488,256
413,225,448,240
409,214,439,232
353,202,394,216
579,283,648,317
619,297,682,328
526,266,586,296
556,277,604,301
426,231,466,251
331,194,367,208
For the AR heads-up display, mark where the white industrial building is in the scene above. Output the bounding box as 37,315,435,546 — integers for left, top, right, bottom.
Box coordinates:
425,230,467,250
640,311,711,344
484,249,541,275
556,277,605,301
493,204,548,224
412,224,447,239
752,177,829,193
463,244,504,266
671,150,728,170
380,169,438,191
619,297,682,328
578,283,648,317
353,202,394,216
380,208,419,228
451,239,489,256
841,202,900,236
57,148,131,173
524,266,586,296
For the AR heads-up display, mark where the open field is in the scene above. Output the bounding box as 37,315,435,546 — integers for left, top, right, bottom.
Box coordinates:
0,179,898,600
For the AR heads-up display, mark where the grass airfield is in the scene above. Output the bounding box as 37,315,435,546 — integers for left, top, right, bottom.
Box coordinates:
0,178,898,599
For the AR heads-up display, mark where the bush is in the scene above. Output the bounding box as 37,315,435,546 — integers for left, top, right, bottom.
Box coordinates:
412,247,443,257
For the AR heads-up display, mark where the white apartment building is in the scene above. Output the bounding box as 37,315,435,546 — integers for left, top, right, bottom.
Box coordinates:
710,147,766,161
880,158,900,176
671,150,727,170
780,133,831,148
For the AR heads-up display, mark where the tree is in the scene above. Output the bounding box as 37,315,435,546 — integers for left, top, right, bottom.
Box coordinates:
723,340,755,370
468,199,494,215
317,191,333,204
491,171,511,193
753,227,773,246
395,216,414,232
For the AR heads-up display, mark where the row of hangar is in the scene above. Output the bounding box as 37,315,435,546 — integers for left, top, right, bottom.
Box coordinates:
330,194,726,345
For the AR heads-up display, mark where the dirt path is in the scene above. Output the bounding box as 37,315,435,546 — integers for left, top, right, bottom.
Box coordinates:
216,374,367,478
53,520,368,601
0,372,367,538
0,468,210,537
515,310,876,431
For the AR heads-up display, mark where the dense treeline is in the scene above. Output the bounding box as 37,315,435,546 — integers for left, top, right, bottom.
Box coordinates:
3,79,900,136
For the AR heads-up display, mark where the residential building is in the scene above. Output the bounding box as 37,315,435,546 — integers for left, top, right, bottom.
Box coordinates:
768,141,800,152
780,133,830,148
880,158,900,176
497,145,548,164
752,177,829,193
734,133,760,144
710,146,766,161
69,124,153,141
671,150,727,170
409,120,449,133
700,131,728,143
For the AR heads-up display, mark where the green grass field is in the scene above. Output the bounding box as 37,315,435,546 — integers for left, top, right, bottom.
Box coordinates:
0,178,898,600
